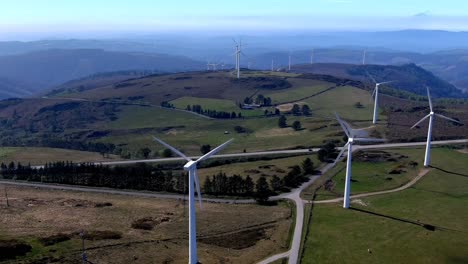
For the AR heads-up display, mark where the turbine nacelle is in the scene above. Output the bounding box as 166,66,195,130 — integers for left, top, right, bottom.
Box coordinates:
348,138,354,143
184,161,197,170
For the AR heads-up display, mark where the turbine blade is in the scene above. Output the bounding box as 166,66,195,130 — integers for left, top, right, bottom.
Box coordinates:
377,80,396,85
371,88,376,99
332,143,349,166
335,113,352,138
195,139,234,163
354,137,387,143
365,70,376,83
410,114,431,129
435,113,463,124
232,38,238,45
152,136,191,161
193,169,203,209
426,87,433,112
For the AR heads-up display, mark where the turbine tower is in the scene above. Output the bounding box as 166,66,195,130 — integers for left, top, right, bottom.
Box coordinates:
271,59,274,71
410,87,463,167
233,39,244,79
288,52,291,71
362,50,367,65
153,137,234,264
333,113,385,208
371,80,395,124
310,49,314,64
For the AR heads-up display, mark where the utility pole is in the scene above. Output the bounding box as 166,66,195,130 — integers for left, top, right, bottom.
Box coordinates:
4,186,9,207
80,230,87,264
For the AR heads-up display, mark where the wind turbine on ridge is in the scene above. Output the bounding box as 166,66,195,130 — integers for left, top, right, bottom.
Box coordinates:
411,87,463,167
153,137,234,264
332,113,385,208
367,73,396,124
232,38,245,79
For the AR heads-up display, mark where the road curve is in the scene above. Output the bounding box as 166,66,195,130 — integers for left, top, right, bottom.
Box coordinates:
311,168,431,204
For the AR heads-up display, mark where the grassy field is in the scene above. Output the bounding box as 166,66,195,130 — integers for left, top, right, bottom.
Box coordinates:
170,96,265,117
197,154,320,184
0,147,119,165
300,147,468,263
303,86,379,121
0,186,292,263
265,79,335,104
302,148,423,201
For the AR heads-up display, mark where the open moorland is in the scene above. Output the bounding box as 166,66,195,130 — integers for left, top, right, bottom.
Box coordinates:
0,186,292,263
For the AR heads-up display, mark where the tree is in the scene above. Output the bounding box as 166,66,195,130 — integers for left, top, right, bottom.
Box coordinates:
302,104,311,115
162,148,173,157
255,176,271,204
139,147,152,159
255,94,265,105
278,115,287,128
200,144,211,154
203,176,213,194
244,97,252,104
292,121,302,131
244,176,254,195
291,104,301,115
302,158,314,175
270,175,282,192
354,102,364,108
318,142,337,162
275,108,281,115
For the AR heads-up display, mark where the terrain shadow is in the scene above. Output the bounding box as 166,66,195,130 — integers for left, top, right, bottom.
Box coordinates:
349,207,460,232
429,165,468,177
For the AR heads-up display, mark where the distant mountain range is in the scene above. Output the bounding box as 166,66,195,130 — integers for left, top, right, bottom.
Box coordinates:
251,49,468,94
0,49,205,99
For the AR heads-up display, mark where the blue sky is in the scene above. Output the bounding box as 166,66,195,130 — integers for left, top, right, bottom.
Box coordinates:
1,0,467,33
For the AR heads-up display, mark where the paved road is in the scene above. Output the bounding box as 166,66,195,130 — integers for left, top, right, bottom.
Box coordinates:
2,139,467,264
31,139,467,168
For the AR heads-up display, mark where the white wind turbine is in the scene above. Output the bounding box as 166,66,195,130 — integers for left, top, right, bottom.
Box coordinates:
232,39,244,79
411,87,463,167
333,113,385,208
153,137,234,264
368,74,396,124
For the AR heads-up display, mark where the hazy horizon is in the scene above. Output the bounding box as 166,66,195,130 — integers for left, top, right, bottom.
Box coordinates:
1,0,467,41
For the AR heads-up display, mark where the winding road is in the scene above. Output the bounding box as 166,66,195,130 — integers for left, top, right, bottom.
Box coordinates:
1,139,466,264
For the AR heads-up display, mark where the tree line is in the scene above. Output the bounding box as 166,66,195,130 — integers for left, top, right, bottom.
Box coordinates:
186,104,243,119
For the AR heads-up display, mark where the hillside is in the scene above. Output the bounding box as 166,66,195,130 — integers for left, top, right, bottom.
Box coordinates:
0,70,465,159
289,63,465,98
0,49,205,99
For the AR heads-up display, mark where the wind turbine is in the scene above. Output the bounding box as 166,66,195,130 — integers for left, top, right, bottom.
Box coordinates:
288,51,292,71
232,39,245,79
271,59,274,71
411,87,463,167
369,76,396,124
153,137,234,264
362,50,367,65
333,113,385,208
310,49,314,64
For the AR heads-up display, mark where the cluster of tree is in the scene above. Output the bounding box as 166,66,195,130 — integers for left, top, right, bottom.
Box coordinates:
278,115,302,130
318,142,338,162
243,94,272,106
203,172,255,196
1,162,188,193
160,101,174,108
291,104,311,116
203,157,315,203
186,105,242,119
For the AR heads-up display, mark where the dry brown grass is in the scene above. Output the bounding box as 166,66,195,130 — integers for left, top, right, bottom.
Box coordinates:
0,186,292,263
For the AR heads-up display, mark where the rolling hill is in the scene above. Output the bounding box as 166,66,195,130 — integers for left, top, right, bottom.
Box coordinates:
0,49,205,99
289,63,465,98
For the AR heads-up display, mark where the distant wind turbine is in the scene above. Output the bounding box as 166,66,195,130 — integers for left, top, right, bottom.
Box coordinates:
333,113,385,208
367,73,396,124
153,137,234,264
271,59,274,71
411,87,463,167
310,49,314,64
362,50,367,65
232,38,245,78
288,51,292,71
